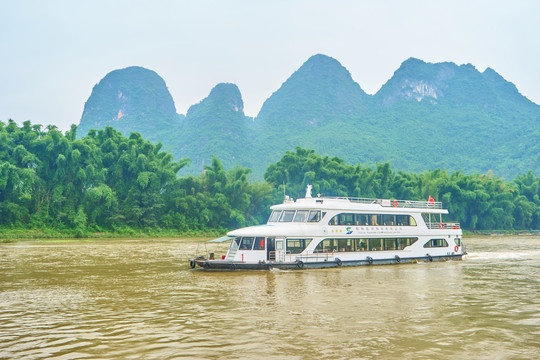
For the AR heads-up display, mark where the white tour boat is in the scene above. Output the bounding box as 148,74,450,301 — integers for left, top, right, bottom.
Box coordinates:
189,185,465,270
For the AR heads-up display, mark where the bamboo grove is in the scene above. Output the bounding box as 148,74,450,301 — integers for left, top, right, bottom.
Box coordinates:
1,120,539,236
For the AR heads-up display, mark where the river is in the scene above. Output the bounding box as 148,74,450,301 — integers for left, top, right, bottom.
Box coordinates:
1,236,539,359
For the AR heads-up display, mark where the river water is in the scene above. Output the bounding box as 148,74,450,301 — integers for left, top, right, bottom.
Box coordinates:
1,236,539,359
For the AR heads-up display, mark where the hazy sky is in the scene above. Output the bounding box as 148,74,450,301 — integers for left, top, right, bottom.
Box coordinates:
1,0,539,131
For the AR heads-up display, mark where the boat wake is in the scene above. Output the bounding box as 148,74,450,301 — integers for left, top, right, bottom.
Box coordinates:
465,250,540,261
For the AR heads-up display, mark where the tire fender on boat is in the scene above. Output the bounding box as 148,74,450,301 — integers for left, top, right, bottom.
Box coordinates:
230,263,236,271
296,260,304,269
367,256,373,265
426,254,433,262
335,258,342,266
203,261,211,269
189,259,196,269
395,255,400,263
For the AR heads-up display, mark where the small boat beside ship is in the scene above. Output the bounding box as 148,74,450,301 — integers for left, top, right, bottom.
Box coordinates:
189,185,465,270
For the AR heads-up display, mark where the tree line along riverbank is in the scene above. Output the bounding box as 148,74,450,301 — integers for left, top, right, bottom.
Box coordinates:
1,120,539,239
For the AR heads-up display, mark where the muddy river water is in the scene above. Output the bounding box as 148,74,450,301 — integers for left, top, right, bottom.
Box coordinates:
1,236,539,359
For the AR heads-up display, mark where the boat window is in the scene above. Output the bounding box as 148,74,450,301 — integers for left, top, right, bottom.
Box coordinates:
382,214,396,226
307,210,322,222
293,210,309,222
279,210,296,222
369,238,382,251
338,238,354,252
341,214,354,225
397,237,418,249
424,239,448,248
286,238,312,254
239,237,254,250
355,214,369,225
384,238,398,250
354,239,366,251
314,239,336,253
328,213,416,226
422,213,442,225
253,237,265,250
396,215,417,226
454,238,461,246
370,214,382,226
268,210,281,222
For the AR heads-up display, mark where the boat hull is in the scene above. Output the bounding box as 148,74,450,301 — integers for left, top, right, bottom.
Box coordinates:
190,254,464,271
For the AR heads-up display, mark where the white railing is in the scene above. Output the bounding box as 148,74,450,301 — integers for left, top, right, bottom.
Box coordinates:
295,253,334,263
323,197,443,209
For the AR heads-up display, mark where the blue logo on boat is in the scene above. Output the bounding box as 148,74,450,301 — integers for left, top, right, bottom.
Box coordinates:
346,227,353,234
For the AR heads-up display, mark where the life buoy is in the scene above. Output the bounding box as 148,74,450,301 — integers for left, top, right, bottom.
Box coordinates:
393,200,398,207
454,245,459,252
335,258,342,266
367,256,373,265
189,259,196,268
395,255,400,263
439,223,445,229
296,260,304,269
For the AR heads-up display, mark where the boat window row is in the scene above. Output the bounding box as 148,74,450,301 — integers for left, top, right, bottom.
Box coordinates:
235,236,266,250
268,210,323,223
313,237,418,253
328,213,417,226
423,239,449,248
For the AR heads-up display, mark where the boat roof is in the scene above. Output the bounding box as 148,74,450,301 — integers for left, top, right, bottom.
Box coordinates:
271,196,447,214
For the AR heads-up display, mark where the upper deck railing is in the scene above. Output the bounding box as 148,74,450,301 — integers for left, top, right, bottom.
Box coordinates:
321,197,443,209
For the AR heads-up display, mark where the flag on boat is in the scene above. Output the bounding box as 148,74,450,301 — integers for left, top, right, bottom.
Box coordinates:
428,195,435,205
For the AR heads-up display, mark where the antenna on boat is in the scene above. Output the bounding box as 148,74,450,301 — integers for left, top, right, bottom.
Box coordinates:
283,181,286,200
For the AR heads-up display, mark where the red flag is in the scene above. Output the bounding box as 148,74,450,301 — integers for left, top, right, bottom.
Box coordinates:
428,195,435,203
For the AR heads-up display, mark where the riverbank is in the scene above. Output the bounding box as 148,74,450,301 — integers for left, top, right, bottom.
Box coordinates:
0,227,226,242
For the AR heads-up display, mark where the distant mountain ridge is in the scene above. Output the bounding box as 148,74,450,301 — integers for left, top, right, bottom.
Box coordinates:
78,55,540,179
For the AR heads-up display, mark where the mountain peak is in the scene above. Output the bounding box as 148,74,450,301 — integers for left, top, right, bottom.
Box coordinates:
78,66,178,137
208,83,244,113
376,58,493,106
302,53,345,69
187,83,245,118
257,54,368,128
293,54,363,87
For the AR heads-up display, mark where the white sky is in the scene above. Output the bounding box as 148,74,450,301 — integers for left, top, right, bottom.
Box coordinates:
1,0,539,131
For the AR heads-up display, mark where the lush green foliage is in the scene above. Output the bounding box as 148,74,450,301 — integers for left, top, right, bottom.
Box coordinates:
0,121,273,236
1,121,538,236
264,147,540,230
